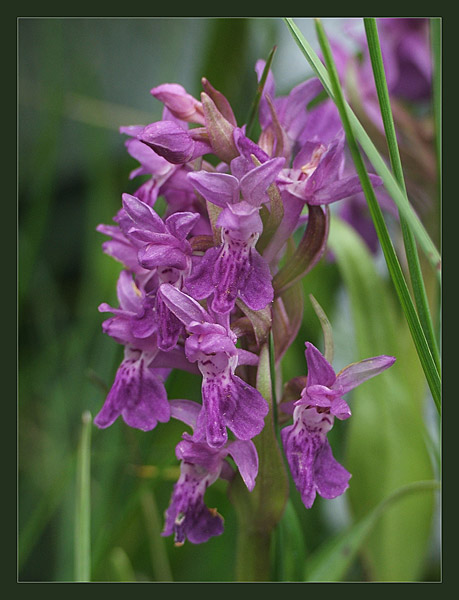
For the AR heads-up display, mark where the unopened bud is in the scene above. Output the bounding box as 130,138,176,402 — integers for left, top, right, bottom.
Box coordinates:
151,83,205,125
201,92,238,163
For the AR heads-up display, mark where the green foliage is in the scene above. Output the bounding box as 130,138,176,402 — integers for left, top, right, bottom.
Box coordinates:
328,217,438,581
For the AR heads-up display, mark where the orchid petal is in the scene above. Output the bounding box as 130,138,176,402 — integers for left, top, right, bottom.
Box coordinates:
159,283,210,326
187,171,239,207
226,440,259,491
334,355,396,394
305,342,336,388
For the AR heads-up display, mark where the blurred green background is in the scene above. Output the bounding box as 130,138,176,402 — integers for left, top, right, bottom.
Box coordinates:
18,18,440,582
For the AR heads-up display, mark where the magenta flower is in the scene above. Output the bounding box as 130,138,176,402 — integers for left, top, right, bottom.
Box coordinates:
162,399,258,545
119,193,200,350
185,156,284,313
158,284,268,448
138,120,212,164
94,271,171,431
255,59,323,157
281,342,395,508
278,131,382,206
94,347,170,431
151,83,206,124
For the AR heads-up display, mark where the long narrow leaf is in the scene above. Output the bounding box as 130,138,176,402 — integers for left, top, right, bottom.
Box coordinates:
311,18,440,412
363,18,440,372
74,411,92,582
140,488,173,582
283,18,441,274
246,45,277,138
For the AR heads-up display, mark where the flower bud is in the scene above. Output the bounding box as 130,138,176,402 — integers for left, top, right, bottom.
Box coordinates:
151,83,205,124
201,92,238,163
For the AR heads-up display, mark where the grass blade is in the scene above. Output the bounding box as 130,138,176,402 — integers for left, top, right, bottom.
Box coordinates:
311,18,440,413
363,18,440,373
74,411,92,582
282,18,441,275
246,45,277,138
140,488,173,582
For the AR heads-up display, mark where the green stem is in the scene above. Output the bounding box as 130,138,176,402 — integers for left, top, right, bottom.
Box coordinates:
363,18,440,373
230,344,288,581
235,528,272,581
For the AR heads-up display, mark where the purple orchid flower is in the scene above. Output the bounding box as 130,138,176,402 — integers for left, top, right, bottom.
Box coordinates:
138,120,212,165
185,156,284,313
120,125,211,233
277,131,382,207
94,270,171,431
357,18,432,104
151,83,206,124
120,126,177,206
158,284,268,448
281,342,395,508
254,59,323,158
118,193,199,350
162,399,258,545
94,347,170,431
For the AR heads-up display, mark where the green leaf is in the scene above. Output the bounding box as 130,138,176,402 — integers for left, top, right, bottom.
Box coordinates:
74,411,92,582
305,481,439,582
328,217,437,581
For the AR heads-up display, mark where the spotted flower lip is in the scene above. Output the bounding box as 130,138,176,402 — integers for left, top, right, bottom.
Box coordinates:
185,159,282,314
162,400,259,545
94,347,171,432
158,284,269,448
281,342,395,508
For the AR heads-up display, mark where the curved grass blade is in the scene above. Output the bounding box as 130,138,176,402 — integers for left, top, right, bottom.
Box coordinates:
313,18,440,413
304,480,439,582
363,18,440,373
74,411,92,582
283,18,441,275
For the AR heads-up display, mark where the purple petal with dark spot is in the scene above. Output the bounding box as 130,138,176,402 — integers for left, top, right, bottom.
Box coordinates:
94,354,170,431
